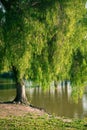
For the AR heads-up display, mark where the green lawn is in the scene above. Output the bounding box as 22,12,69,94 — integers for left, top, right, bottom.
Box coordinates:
0,114,87,130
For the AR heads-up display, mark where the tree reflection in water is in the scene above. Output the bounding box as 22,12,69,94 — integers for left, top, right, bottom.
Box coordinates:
27,81,87,118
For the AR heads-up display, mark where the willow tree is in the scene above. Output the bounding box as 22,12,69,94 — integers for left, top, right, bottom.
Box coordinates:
0,0,87,104
68,1,87,101
0,0,32,103
0,0,60,103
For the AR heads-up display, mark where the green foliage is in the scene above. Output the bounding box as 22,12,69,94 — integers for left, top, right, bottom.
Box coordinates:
70,48,87,85
0,0,87,92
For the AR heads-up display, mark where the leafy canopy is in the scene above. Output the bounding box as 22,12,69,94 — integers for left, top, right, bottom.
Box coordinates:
0,0,87,89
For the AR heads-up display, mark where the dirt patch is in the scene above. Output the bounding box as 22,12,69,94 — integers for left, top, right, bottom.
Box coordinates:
0,103,45,118
0,103,73,123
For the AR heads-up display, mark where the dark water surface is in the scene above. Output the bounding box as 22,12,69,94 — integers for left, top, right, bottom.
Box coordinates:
0,79,87,119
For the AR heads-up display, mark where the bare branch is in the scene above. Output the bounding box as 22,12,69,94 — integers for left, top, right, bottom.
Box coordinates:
31,1,40,6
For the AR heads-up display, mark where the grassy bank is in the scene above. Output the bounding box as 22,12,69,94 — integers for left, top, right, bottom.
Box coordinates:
0,114,87,130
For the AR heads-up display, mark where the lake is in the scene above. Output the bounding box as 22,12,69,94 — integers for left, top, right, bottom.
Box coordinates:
0,79,87,119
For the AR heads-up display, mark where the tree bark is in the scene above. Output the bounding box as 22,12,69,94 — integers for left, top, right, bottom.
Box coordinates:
12,66,28,104
13,80,28,104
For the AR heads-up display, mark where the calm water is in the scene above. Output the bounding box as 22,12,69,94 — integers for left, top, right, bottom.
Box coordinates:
0,80,87,119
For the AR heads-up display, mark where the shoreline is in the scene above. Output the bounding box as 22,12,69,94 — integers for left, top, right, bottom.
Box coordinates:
0,103,87,130
0,103,45,118
0,103,73,123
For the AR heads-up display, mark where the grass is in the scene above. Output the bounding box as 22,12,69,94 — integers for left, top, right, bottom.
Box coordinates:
0,114,87,130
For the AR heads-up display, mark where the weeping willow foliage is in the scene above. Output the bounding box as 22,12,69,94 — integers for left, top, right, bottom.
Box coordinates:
0,0,87,92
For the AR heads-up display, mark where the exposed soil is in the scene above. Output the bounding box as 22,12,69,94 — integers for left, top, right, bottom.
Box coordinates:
0,103,73,123
0,103,45,118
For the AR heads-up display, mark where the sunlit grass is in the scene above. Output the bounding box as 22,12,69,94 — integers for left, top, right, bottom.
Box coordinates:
0,114,87,130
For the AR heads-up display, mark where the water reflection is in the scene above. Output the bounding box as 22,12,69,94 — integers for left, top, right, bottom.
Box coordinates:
0,89,16,101
0,79,87,118
0,78,15,101
26,82,87,118
0,78,15,90
82,94,87,116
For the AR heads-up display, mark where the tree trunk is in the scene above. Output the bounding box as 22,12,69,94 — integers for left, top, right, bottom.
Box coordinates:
12,66,28,104
13,80,28,104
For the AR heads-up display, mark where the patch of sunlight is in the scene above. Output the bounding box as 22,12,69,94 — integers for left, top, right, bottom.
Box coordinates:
85,2,87,9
